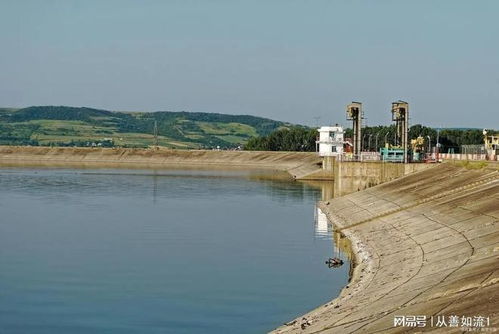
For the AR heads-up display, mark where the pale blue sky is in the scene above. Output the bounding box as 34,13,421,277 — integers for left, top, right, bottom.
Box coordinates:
0,0,498,128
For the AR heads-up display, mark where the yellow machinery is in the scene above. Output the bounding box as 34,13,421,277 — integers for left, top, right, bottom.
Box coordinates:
483,129,499,156
410,136,425,161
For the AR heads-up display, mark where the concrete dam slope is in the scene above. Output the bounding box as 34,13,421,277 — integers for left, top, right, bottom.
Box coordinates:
273,162,499,334
0,146,323,179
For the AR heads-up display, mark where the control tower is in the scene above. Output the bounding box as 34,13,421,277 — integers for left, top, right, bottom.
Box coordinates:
346,102,363,158
391,100,409,163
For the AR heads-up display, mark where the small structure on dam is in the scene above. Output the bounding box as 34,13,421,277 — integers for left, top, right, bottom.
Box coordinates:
316,125,344,157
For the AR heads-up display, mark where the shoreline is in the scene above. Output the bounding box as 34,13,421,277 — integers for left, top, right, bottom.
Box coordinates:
272,162,498,333
0,146,323,179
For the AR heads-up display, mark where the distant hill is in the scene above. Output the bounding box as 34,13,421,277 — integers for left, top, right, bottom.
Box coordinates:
0,106,292,148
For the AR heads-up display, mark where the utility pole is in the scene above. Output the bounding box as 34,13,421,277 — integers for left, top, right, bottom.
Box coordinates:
427,135,431,157
436,127,440,161
153,120,158,147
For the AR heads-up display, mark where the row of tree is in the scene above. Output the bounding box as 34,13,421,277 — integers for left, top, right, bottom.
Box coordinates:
244,127,317,151
244,125,490,153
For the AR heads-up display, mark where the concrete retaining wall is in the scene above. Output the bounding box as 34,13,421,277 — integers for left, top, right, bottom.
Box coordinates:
301,157,433,196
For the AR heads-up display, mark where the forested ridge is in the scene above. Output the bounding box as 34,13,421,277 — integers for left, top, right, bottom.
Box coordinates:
0,106,289,148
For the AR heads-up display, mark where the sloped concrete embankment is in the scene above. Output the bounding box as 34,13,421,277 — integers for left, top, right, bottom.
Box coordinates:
0,146,322,178
273,163,499,333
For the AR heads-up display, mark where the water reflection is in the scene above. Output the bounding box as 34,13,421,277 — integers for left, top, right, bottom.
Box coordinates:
255,179,319,204
314,206,354,274
152,171,158,204
301,175,372,202
314,205,331,239
0,168,323,207
0,167,350,205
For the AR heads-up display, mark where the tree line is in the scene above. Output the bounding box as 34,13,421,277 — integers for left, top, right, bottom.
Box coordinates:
244,127,317,151
244,125,491,153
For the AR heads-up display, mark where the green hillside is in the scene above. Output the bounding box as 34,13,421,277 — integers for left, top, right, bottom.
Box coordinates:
0,106,291,148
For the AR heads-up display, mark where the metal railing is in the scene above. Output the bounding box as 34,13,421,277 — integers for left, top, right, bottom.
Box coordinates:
339,152,381,162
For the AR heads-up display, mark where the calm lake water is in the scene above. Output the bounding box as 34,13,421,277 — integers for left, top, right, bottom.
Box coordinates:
0,168,349,334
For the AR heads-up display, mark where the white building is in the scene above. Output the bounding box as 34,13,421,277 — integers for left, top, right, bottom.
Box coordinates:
314,206,330,238
316,126,344,157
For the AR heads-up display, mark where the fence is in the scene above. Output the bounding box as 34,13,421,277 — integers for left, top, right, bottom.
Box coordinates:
461,145,487,155
340,152,381,162
438,153,496,161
